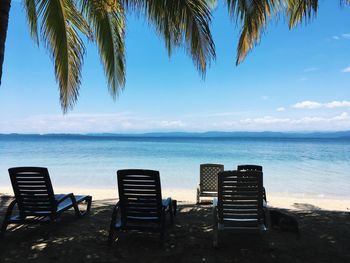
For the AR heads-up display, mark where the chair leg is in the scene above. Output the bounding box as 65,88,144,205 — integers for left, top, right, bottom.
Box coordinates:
108,226,115,246
172,200,177,216
159,230,165,248
213,205,219,248
196,188,200,204
213,226,219,248
68,195,82,218
85,196,92,214
169,201,174,225
0,221,8,237
108,204,120,246
73,196,92,217
1,199,17,237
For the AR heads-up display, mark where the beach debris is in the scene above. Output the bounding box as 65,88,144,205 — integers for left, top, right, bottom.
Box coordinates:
31,243,47,251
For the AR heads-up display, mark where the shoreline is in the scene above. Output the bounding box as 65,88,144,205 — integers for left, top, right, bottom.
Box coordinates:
1,186,349,212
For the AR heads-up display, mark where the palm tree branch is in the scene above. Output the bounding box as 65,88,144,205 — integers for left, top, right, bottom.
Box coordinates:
227,0,283,65
287,0,318,29
80,0,126,98
124,0,216,75
24,0,39,45
37,0,87,112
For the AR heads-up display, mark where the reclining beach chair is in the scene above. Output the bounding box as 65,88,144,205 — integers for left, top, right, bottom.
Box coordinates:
1,167,92,236
237,165,267,202
196,164,224,204
213,170,269,247
108,169,176,246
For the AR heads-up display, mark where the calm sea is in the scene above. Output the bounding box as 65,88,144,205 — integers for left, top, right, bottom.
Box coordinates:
1,135,350,198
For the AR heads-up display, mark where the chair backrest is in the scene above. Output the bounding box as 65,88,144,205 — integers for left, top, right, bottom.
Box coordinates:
8,167,56,217
117,169,163,226
217,170,264,229
237,165,263,172
200,164,224,192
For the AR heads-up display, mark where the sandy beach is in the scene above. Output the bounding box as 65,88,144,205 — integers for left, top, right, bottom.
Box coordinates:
1,186,349,211
1,185,350,262
1,189,350,263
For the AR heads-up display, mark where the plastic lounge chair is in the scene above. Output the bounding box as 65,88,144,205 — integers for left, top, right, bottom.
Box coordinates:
196,164,224,204
108,169,176,246
1,167,92,236
213,170,269,247
237,165,267,202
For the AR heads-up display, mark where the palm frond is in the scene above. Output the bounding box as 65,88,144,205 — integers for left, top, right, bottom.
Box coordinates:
286,0,318,29
227,0,283,65
340,0,350,5
37,0,90,112
81,0,126,98
206,0,218,10
124,0,216,75
23,0,39,45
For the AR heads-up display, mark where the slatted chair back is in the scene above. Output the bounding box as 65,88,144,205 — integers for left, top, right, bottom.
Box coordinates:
237,165,263,172
200,164,224,192
117,169,163,226
217,170,264,229
8,167,56,217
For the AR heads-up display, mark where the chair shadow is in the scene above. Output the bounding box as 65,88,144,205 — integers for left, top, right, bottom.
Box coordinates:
0,196,350,263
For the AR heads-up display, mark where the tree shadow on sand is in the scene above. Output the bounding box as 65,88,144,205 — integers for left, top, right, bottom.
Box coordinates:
1,196,350,263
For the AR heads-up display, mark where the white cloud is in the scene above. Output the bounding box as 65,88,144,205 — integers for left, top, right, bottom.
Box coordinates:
293,101,322,109
292,100,350,110
261,96,269,100
0,113,189,133
223,112,350,131
325,101,350,108
241,116,291,125
276,107,286,112
333,112,349,120
341,33,350,39
157,120,185,128
333,33,350,40
341,66,350,73
1,111,350,133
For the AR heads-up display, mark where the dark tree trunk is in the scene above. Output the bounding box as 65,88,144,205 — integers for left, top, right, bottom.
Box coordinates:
0,0,11,86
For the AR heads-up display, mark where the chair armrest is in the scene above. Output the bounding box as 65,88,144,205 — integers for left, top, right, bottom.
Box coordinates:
4,199,17,219
1,199,18,236
263,187,267,202
56,193,75,205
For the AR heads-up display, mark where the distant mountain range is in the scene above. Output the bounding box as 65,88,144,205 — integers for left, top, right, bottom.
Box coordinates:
1,131,350,139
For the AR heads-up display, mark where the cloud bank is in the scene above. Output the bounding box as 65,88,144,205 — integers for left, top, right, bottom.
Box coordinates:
293,100,350,109
1,111,349,133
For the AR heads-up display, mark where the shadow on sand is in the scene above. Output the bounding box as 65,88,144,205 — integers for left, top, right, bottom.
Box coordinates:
1,196,350,263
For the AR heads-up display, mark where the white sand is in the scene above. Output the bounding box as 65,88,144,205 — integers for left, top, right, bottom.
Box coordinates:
1,186,349,212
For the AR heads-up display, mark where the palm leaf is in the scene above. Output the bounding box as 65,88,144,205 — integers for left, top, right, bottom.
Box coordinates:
124,0,216,75
37,0,91,112
341,0,350,5
80,0,126,98
286,0,318,29
23,0,39,44
227,0,283,65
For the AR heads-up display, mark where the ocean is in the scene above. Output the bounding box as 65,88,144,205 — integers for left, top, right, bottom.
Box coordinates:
1,134,350,198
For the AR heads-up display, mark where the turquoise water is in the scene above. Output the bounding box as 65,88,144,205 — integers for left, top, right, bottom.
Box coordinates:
1,135,350,198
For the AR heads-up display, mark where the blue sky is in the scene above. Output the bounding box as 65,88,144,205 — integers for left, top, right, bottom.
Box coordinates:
0,1,350,133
